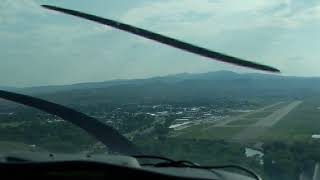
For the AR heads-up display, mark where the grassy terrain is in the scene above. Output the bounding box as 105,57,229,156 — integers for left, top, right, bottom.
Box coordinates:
174,99,320,142
245,102,288,119
174,125,245,140
227,102,290,125
264,102,287,111
0,141,45,153
173,102,286,140
227,118,260,125
0,122,23,128
260,98,320,142
246,111,273,119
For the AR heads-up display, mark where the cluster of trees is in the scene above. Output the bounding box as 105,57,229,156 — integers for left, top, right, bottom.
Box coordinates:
133,132,320,180
117,113,155,133
263,141,320,180
0,110,99,153
134,137,250,166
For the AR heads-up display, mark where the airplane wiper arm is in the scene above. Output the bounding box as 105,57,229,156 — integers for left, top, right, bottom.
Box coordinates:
0,90,140,155
42,5,280,73
134,155,261,180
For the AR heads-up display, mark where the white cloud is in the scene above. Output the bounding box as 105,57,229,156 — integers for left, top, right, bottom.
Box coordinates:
0,0,113,49
120,0,320,38
0,0,44,25
116,0,320,77
1,0,320,86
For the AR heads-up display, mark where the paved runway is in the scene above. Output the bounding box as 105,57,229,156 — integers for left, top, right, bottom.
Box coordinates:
203,102,284,131
232,101,303,141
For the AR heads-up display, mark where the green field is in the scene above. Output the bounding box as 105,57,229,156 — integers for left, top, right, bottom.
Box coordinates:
245,111,273,119
264,102,287,111
243,102,287,119
174,99,320,143
260,99,320,142
174,124,245,140
227,118,259,125
173,102,286,140
0,141,45,153
0,122,23,128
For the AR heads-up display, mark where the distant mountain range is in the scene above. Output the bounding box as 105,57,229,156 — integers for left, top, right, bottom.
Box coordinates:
8,71,318,94
0,71,315,106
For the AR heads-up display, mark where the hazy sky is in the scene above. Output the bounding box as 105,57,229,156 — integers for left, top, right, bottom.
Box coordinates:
1,0,320,87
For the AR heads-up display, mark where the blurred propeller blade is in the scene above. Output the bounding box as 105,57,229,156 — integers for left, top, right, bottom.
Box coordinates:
42,5,280,73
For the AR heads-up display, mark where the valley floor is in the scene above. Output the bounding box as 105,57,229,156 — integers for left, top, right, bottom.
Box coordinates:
173,100,314,143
